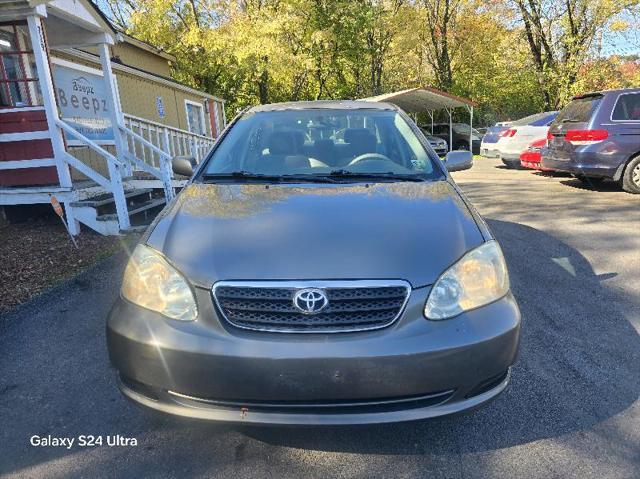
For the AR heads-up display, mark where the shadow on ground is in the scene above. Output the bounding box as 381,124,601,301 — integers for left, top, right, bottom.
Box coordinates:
0,219,638,478
559,178,625,193
240,219,639,455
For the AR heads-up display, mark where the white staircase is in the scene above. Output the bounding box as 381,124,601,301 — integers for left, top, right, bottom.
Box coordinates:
70,188,167,235
1,116,207,236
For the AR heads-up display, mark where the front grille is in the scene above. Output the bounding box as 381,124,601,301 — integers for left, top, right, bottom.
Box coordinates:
213,280,411,333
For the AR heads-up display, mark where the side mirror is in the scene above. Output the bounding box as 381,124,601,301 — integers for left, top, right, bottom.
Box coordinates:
172,156,196,177
444,150,473,172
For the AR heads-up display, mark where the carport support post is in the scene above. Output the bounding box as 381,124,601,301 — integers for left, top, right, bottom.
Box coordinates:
448,108,453,151
468,105,474,153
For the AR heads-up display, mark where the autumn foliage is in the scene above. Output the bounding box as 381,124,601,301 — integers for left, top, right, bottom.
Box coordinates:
101,0,640,123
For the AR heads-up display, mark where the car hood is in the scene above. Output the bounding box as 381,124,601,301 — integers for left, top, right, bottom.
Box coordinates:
146,181,485,288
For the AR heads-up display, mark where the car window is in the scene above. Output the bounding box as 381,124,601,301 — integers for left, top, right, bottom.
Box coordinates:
555,95,603,124
452,124,481,136
202,108,441,178
612,93,640,121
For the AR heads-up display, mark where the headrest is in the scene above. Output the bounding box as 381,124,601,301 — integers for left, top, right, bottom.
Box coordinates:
268,131,303,156
314,139,334,151
344,128,376,145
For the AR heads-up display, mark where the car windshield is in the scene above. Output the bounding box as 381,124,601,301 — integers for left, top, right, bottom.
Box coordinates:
452,124,481,136
201,108,441,181
554,95,603,124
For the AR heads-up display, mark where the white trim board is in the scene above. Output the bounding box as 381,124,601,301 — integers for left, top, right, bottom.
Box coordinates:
0,130,50,142
51,56,104,76
0,187,76,206
0,158,56,170
0,106,46,114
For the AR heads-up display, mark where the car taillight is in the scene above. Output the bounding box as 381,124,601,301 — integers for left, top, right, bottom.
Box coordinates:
499,128,517,138
547,131,554,140
529,138,547,151
564,129,608,145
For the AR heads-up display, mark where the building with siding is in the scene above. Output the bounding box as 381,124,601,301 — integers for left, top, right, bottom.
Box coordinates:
0,0,225,234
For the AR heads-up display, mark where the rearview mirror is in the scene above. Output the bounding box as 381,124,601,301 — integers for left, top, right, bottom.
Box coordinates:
172,156,196,177
444,150,473,172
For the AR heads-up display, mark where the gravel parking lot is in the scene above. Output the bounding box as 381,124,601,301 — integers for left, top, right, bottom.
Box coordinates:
1,157,638,479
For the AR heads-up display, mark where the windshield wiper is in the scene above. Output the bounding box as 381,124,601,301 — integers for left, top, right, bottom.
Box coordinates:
202,171,338,183
561,118,582,123
326,170,426,182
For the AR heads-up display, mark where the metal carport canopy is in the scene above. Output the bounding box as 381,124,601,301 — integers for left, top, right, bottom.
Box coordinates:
364,86,475,112
363,87,477,152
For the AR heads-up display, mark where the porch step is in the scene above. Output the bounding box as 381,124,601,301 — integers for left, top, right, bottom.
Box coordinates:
96,197,166,224
70,188,167,235
73,188,160,217
0,185,75,205
70,188,153,208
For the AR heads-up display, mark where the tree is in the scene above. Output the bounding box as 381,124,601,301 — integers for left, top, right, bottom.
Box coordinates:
512,0,640,108
98,0,637,122
420,0,461,91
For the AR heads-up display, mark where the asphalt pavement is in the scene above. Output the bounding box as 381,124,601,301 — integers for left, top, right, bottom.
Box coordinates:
1,157,639,478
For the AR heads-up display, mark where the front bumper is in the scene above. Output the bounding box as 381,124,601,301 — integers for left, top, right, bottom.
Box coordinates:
107,289,521,425
433,147,448,157
480,146,500,158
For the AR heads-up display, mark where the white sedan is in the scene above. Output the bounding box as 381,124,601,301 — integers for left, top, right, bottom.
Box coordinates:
496,111,557,168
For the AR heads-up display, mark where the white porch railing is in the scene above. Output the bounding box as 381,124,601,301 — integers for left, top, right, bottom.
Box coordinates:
55,118,132,230
119,123,175,201
123,114,215,170
55,118,180,230
49,115,215,233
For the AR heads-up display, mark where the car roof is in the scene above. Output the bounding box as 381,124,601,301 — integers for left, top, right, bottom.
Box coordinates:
248,100,398,113
573,87,640,99
511,111,557,126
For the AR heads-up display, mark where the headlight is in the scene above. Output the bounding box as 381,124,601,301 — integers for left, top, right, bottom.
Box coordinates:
121,244,197,321
424,241,509,320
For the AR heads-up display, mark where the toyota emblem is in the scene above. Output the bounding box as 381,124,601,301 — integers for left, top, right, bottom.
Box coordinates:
293,288,329,314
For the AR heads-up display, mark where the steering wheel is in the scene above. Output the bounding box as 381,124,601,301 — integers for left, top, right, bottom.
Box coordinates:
348,153,392,166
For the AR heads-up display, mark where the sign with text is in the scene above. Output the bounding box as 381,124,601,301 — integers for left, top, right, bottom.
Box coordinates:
53,64,114,144
156,96,165,118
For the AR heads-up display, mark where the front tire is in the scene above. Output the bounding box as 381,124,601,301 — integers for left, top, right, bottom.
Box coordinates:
621,156,640,194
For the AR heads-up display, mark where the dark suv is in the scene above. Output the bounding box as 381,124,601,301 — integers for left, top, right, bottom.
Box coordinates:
542,88,640,193
429,123,482,154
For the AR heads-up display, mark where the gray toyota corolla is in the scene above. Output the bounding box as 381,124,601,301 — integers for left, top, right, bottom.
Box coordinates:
107,100,521,425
